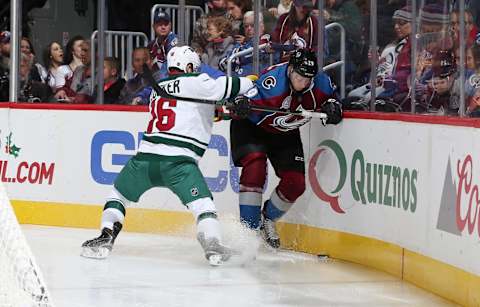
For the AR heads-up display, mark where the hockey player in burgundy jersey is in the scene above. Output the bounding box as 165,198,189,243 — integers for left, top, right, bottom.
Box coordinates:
230,48,343,248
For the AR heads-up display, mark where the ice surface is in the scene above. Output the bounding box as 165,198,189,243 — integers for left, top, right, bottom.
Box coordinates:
22,224,457,307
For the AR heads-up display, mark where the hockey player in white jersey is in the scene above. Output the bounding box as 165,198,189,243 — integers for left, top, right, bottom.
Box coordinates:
81,46,254,265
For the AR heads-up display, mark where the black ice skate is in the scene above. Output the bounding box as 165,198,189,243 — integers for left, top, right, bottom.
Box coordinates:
81,222,122,259
197,232,236,266
260,215,281,249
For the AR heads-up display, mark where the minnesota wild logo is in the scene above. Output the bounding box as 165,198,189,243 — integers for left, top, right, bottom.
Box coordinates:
5,132,21,158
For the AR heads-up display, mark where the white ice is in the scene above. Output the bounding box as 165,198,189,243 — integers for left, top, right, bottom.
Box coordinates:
22,223,457,307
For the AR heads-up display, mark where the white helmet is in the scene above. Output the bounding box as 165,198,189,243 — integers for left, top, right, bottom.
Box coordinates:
167,46,201,73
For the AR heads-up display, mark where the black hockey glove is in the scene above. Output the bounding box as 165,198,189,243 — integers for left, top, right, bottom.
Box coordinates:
227,95,251,119
321,98,343,125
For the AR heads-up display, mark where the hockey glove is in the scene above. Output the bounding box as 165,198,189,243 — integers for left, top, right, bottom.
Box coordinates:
227,95,251,119
321,98,343,125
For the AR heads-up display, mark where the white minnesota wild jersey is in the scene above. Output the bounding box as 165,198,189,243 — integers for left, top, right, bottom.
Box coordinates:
138,73,253,160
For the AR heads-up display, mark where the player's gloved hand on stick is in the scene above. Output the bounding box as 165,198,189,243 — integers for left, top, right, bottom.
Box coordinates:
321,98,343,125
227,95,251,119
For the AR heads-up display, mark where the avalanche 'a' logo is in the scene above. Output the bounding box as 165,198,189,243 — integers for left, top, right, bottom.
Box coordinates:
271,109,311,132
271,114,311,131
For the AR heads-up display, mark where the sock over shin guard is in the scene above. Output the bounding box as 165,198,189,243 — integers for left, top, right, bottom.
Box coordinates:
188,198,222,240
263,171,306,221
197,212,222,241
101,188,129,230
238,152,267,229
239,192,262,229
263,190,291,221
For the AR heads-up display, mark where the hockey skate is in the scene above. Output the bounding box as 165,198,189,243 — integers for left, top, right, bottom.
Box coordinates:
81,222,122,259
197,232,237,266
260,216,281,249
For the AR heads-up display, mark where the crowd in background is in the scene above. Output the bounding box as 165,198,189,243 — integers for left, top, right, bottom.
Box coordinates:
0,0,479,116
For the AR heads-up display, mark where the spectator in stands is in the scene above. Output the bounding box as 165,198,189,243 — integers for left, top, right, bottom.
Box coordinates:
201,16,235,70
18,53,52,103
21,37,48,84
466,42,480,116
455,45,476,74
349,0,404,86
416,50,434,82
386,6,414,111
148,11,178,77
55,40,93,104
409,5,453,111
220,11,272,76
347,6,412,101
418,4,452,52
119,47,156,105
467,87,480,116
450,9,477,48
323,0,363,56
323,0,363,86
64,35,85,73
70,40,93,103
268,0,292,19
423,49,458,115
0,31,10,72
376,0,406,49
191,0,228,55
43,41,73,100
20,37,31,55
92,57,125,104
271,0,320,62
466,0,480,28
226,0,252,42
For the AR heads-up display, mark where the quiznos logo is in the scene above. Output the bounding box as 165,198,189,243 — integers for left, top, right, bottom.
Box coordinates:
308,140,418,214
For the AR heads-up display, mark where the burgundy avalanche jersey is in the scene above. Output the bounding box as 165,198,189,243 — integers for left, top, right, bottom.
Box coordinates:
244,62,336,133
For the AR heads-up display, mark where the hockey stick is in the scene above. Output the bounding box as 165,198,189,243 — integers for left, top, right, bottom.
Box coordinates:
248,105,328,119
141,64,327,119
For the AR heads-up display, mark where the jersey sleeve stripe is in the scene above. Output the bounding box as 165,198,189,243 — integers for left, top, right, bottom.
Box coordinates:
231,77,240,97
222,77,231,100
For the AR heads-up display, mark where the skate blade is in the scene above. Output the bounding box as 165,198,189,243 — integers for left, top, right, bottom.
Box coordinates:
208,249,249,267
81,246,110,259
260,240,280,252
208,254,223,266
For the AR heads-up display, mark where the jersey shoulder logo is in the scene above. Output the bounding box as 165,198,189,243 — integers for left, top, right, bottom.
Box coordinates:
262,76,276,90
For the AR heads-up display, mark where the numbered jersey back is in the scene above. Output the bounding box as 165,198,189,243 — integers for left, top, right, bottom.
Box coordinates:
140,74,216,160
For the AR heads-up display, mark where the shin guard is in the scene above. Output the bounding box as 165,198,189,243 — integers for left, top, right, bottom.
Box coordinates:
101,188,129,230
263,171,305,221
238,152,267,229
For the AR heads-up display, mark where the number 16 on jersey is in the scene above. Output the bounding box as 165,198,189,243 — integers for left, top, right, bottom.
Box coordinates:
147,98,177,132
